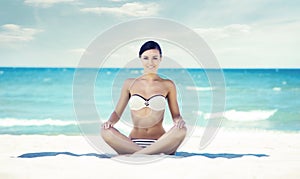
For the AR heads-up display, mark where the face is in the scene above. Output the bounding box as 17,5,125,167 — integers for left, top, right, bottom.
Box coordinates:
140,49,162,73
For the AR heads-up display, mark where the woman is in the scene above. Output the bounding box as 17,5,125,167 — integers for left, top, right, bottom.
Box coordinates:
101,41,187,155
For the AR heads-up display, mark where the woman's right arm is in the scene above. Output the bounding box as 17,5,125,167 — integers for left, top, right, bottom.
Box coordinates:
103,79,131,129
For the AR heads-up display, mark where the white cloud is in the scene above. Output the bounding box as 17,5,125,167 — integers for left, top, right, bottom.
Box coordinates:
194,24,252,41
80,2,160,17
0,24,43,43
193,21,300,68
24,0,77,8
98,40,201,68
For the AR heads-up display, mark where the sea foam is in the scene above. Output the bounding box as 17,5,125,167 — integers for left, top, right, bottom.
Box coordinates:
0,118,77,127
199,109,277,122
224,110,277,122
186,86,215,91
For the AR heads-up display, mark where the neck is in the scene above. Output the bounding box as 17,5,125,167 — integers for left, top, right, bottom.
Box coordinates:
142,73,159,80
144,69,158,74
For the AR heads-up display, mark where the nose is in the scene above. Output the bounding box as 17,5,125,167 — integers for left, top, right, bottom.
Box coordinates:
148,59,154,65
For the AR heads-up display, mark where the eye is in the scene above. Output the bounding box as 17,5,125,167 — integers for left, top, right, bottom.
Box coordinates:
153,57,158,60
142,57,148,60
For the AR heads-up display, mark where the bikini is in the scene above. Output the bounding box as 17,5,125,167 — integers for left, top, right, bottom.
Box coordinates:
128,94,166,111
131,138,157,148
128,93,166,148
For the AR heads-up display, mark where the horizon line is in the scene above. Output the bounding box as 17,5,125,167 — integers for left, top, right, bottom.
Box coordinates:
1,66,300,70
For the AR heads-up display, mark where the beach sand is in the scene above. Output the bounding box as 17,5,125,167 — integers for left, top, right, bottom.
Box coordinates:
1,127,300,179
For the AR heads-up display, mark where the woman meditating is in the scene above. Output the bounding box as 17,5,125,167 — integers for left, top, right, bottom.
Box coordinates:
101,41,187,155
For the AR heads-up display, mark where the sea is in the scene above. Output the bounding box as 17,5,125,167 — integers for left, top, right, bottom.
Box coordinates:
0,67,299,135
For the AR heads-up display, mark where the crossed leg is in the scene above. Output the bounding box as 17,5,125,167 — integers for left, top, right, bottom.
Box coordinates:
133,126,187,155
101,127,142,154
101,126,187,155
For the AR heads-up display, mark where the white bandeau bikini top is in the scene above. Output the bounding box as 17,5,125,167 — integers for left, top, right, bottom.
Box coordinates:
129,94,166,111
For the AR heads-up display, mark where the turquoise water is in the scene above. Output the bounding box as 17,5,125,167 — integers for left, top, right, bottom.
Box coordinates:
0,67,299,135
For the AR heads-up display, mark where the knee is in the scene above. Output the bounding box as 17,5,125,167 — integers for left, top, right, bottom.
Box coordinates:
180,126,187,138
174,126,187,140
101,128,114,142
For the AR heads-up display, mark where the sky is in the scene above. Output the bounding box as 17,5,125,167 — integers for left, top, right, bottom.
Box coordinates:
0,0,299,68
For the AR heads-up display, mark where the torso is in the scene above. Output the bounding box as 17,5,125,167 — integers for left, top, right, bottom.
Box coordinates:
127,75,170,139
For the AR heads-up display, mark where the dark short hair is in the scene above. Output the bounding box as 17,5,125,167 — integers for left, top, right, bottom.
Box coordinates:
139,41,162,58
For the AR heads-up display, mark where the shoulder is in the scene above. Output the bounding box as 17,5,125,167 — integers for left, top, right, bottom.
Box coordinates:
123,78,136,90
124,78,135,84
162,79,176,90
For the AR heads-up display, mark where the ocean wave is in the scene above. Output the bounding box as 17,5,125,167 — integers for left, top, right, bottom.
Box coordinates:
43,78,52,82
199,109,277,122
224,110,277,122
0,118,77,127
272,87,281,91
186,86,215,91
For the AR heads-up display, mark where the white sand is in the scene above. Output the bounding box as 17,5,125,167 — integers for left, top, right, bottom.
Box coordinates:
1,127,300,179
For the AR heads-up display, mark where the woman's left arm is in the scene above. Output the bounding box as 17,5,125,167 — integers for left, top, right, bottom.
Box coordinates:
166,80,186,128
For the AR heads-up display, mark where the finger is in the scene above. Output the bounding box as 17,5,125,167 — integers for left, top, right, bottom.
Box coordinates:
178,122,182,128
107,123,113,129
104,123,109,129
177,122,181,128
180,123,185,128
179,121,185,128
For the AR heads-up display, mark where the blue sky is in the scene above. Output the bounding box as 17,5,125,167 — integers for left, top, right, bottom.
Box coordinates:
0,0,299,68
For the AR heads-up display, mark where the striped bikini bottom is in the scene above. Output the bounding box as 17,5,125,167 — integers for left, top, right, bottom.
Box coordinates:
131,138,157,148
